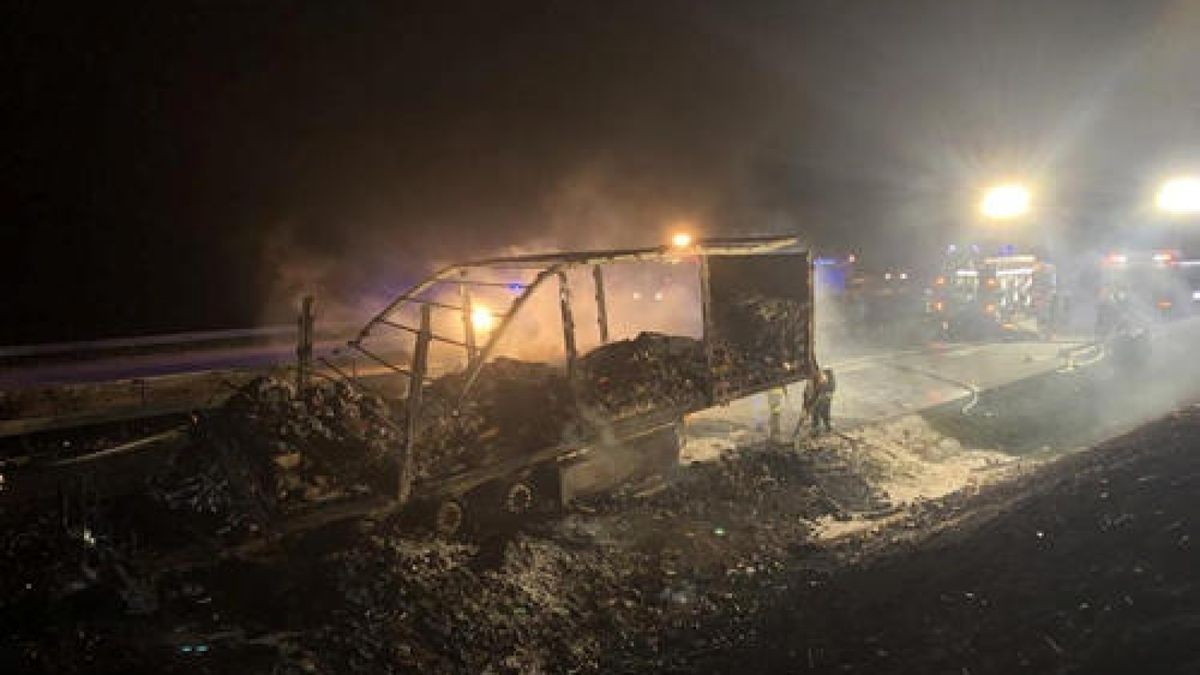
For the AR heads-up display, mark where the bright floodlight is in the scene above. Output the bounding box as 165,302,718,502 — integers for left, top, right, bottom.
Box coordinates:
980,184,1031,220
471,306,495,332
671,232,693,248
1156,177,1200,214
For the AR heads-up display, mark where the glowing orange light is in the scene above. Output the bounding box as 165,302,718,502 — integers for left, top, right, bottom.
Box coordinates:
934,276,946,286
671,232,693,248
471,306,495,332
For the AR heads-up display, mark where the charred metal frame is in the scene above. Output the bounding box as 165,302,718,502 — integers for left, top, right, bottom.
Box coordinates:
807,251,818,375
698,254,717,401
344,235,808,504
351,235,803,401
398,305,432,502
593,266,610,344
557,271,578,381
459,269,477,365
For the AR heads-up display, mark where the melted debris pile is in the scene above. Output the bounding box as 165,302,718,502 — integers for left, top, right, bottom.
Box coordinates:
578,332,709,417
592,442,888,523
311,534,639,673
151,377,398,536
0,439,865,673
282,442,862,673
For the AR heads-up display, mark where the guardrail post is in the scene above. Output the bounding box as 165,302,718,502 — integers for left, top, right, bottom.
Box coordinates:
296,295,314,392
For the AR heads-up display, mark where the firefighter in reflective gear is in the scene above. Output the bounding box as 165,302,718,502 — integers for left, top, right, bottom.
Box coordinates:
803,368,836,435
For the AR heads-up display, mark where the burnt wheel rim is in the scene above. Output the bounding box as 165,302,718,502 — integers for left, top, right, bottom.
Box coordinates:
504,483,534,514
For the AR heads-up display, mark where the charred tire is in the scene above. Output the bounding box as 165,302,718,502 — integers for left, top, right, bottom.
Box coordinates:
433,499,466,537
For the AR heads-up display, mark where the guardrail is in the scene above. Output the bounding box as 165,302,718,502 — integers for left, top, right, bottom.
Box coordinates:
0,324,360,363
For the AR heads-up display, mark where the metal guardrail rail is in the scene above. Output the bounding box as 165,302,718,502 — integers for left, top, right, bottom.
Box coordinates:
0,324,360,362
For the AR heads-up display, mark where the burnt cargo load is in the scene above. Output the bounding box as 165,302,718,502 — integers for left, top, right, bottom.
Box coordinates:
412,358,579,479
578,332,709,418
422,331,710,470
706,253,813,401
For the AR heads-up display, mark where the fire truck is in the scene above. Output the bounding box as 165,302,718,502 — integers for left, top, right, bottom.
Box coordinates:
1097,249,1196,328
928,246,1058,339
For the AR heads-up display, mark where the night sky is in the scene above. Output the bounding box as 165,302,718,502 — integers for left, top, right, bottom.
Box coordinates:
5,1,1198,344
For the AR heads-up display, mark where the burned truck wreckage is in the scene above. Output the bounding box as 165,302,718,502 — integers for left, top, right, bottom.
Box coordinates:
12,236,1200,673
3,236,817,543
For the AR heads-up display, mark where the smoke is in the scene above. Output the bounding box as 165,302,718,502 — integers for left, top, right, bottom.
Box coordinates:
233,0,1200,343
8,1,1200,346
259,223,338,323
257,158,733,343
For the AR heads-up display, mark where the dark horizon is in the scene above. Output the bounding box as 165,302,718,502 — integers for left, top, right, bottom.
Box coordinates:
5,0,1199,345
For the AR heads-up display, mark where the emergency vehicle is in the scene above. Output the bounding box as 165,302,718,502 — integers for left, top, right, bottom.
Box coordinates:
928,246,1058,339
1098,249,1196,322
